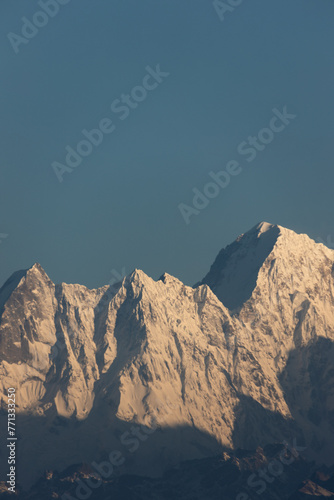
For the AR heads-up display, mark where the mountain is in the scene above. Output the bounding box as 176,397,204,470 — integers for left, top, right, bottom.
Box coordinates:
199,222,334,460
1,445,326,500
0,222,334,495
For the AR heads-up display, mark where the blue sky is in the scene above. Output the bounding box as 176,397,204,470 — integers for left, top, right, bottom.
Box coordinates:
1,0,334,289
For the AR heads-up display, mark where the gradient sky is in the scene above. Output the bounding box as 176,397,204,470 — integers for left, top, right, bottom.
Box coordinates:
1,0,334,290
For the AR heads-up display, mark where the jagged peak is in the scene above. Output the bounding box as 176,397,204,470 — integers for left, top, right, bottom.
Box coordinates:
129,268,149,279
198,223,288,310
158,272,184,287
248,221,280,236
246,223,334,260
236,221,281,243
0,263,50,295
197,221,299,310
23,263,54,288
126,268,155,287
0,263,52,319
26,262,49,276
244,221,331,250
257,221,275,232
198,222,334,311
0,269,27,318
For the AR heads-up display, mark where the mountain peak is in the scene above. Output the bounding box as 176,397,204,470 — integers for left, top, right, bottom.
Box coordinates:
0,263,49,314
1,224,334,489
248,221,279,236
125,269,156,291
238,221,282,241
199,222,334,311
198,223,282,310
28,262,44,272
159,272,184,287
128,268,150,281
26,262,49,277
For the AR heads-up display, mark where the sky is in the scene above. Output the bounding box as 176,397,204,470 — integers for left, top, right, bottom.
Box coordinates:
1,0,334,290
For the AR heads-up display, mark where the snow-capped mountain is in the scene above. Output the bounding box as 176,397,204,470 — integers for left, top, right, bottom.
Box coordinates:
0,222,333,489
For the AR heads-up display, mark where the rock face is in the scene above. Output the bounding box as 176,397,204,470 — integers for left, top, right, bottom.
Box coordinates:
200,222,334,461
0,222,334,489
5,445,320,500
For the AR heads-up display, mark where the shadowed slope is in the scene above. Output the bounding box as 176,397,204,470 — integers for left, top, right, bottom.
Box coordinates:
198,222,281,310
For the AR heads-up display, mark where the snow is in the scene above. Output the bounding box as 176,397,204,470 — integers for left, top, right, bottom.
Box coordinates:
0,222,334,487
199,221,281,309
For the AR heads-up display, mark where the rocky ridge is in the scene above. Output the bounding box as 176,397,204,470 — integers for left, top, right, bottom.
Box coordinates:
0,222,333,489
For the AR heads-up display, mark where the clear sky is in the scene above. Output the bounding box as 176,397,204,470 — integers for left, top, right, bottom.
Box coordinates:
1,0,334,289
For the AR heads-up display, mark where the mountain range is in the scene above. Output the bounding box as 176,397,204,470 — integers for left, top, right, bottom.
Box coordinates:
0,222,334,498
